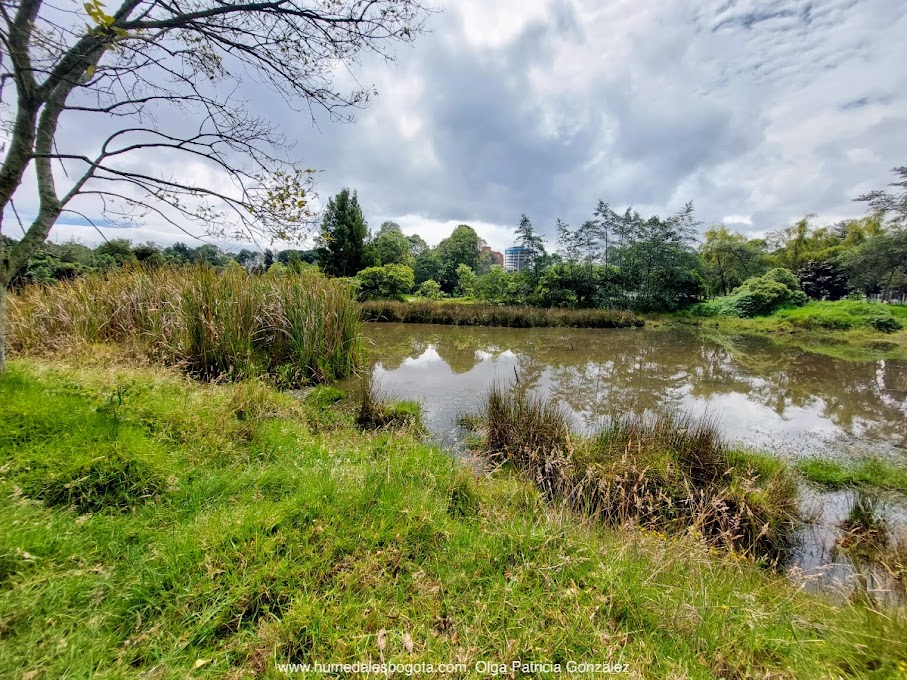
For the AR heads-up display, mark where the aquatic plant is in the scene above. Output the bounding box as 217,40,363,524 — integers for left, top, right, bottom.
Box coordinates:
360,300,643,328
356,375,422,430
6,265,362,386
473,385,800,563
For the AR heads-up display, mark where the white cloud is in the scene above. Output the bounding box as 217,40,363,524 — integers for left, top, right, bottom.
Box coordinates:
4,0,906,252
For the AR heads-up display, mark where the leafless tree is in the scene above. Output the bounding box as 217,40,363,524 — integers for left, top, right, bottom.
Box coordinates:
0,0,431,370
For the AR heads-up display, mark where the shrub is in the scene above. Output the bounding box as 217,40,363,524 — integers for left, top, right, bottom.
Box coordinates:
355,264,415,301
415,279,444,300
713,268,807,317
867,313,903,333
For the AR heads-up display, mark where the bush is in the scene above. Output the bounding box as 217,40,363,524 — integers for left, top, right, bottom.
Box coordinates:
867,313,903,333
713,268,806,317
355,264,414,301
415,279,444,300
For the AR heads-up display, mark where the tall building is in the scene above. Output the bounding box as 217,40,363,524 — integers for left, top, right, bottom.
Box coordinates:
481,245,504,267
504,246,529,272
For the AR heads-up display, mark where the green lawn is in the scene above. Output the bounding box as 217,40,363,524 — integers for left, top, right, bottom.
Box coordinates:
1,358,906,678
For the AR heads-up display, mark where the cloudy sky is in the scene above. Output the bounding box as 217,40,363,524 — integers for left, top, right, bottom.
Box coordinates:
10,0,907,253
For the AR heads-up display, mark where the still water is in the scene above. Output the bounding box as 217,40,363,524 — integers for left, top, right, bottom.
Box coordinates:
359,323,906,463
356,323,907,597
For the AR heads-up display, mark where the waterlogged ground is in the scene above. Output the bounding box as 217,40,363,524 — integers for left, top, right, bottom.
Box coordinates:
357,323,907,463
355,323,907,596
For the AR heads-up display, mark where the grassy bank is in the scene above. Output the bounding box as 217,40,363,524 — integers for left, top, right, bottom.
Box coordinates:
7,265,362,385
2,358,906,677
664,301,907,360
798,458,907,494
360,300,643,329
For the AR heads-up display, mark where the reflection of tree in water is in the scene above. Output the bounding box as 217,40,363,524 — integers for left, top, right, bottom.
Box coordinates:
363,324,907,448
364,331,428,371
692,333,907,447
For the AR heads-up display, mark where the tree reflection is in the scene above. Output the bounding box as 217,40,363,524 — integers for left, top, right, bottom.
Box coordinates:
363,324,907,451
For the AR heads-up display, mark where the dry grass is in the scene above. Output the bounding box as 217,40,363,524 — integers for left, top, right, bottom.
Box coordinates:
360,300,644,328
7,265,362,385
475,385,801,563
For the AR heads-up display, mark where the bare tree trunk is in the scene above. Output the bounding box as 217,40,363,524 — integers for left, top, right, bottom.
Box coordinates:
0,282,7,373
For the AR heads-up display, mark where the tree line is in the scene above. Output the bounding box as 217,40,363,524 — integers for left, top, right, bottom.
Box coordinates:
5,169,906,312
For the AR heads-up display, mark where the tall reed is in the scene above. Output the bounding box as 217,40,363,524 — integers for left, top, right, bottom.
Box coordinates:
475,385,801,563
7,265,362,385
360,300,644,328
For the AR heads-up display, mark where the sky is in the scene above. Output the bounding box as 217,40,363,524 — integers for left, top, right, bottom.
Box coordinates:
5,0,907,253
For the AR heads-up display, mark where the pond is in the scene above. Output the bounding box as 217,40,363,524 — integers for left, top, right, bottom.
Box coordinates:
357,323,906,463
353,323,907,599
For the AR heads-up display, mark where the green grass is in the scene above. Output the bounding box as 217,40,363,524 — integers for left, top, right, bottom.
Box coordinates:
775,300,906,333
8,264,363,385
667,301,907,361
1,358,907,677
798,458,907,493
360,300,643,328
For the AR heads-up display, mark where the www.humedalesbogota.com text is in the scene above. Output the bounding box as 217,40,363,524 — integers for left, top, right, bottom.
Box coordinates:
277,661,629,675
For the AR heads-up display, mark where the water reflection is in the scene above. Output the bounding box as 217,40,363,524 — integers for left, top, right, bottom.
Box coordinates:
359,323,907,462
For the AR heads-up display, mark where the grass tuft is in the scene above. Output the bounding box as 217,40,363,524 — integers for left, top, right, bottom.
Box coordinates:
20,447,164,513
356,375,422,430
474,386,800,563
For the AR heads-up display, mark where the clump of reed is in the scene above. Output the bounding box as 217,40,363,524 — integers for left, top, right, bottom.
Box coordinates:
360,300,643,329
473,385,801,563
6,265,362,386
836,492,890,562
356,375,422,430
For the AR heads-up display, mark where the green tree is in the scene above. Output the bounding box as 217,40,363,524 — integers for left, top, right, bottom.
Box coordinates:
700,227,767,297
96,239,137,267
475,266,511,304
355,264,414,301
514,214,547,275
416,279,444,299
413,249,443,285
435,225,481,292
371,223,413,266
193,244,227,267
408,234,429,258
316,189,369,277
454,263,477,297
856,166,907,228
844,229,907,299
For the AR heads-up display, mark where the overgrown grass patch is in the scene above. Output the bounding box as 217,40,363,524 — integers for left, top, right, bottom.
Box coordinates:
775,300,905,333
356,376,423,431
7,264,363,385
797,458,907,493
1,358,906,677
473,386,801,563
361,300,643,328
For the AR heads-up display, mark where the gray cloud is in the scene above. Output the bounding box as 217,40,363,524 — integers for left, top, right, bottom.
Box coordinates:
8,0,907,253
